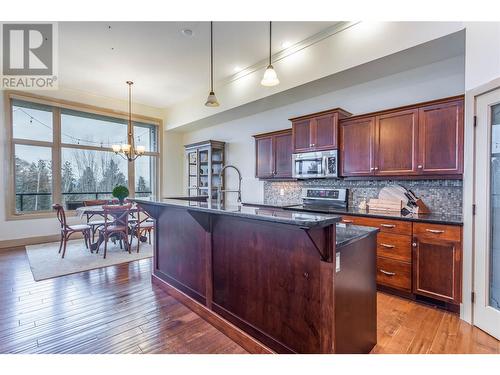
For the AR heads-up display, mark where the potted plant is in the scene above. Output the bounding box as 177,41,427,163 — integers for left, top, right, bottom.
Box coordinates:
112,185,129,205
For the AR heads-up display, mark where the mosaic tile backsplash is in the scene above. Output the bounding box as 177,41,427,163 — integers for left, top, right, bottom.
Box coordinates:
263,179,463,216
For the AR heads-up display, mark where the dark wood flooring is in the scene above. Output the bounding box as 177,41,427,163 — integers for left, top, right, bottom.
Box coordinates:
0,247,247,354
0,246,498,354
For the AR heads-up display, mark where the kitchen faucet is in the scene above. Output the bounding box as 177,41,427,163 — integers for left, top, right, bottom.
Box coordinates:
216,165,242,206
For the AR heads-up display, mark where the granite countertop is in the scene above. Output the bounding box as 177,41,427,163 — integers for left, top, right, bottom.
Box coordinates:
242,202,463,226
134,198,342,228
336,223,379,248
289,206,463,226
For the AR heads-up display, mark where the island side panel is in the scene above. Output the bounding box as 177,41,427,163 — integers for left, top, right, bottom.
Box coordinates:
211,215,331,353
154,206,208,304
334,233,377,354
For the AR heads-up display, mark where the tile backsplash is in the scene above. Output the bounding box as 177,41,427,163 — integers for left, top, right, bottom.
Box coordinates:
263,179,463,216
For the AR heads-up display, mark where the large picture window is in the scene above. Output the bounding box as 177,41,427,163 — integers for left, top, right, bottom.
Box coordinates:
8,95,160,216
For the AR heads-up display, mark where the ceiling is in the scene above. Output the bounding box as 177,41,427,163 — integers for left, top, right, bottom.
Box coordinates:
58,22,339,108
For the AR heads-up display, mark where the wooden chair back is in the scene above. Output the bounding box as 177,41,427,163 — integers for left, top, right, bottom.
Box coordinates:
52,204,68,230
102,204,132,227
136,206,152,228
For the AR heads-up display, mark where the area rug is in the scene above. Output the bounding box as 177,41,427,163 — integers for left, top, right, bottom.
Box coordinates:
25,239,153,281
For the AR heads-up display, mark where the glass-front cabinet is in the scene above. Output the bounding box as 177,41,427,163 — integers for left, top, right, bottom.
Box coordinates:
185,140,225,201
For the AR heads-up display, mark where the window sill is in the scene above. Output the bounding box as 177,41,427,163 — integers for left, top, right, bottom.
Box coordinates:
6,210,79,221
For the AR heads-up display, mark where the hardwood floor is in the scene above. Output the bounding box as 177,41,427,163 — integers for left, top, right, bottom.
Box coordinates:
0,247,247,354
0,246,498,354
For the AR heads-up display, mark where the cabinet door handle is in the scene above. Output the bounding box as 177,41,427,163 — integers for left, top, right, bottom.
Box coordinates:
380,223,396,228
379,269,396,276
418,165,423,169
370,167,375,171
374,167,379,171
380,243,395,249
425,229,445,234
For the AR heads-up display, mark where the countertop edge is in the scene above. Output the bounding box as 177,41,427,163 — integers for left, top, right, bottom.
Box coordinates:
132,199,342,228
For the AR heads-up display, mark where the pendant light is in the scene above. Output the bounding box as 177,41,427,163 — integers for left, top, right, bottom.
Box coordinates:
205,21,220,107
112,81,146,161
261,21,280,87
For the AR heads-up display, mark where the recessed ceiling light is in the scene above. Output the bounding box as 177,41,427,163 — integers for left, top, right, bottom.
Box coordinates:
281,41,292,49
181,28,194,37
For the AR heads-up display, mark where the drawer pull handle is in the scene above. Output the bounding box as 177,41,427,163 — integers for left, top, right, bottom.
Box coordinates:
379,269,396,276
380,243,395,249
343,219,353,223
425,229,445,234
380,224,396,228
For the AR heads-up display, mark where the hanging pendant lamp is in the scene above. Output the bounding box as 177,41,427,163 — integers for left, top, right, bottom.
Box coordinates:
205,21,220,107
261,21,279,87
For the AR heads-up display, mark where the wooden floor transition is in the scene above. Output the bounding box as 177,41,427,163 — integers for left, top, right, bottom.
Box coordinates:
0,246,498,354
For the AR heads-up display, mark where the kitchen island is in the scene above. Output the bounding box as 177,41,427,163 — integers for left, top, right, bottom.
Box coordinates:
133,198,378,354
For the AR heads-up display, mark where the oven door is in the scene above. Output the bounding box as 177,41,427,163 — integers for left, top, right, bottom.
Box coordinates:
292,152,326,178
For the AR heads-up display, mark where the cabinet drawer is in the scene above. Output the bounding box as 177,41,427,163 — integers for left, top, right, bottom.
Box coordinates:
377,257,411,291
413,223,461,242
341,215,412,235
377,232,412,262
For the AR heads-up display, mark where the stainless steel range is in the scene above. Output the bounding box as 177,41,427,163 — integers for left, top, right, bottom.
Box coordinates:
287,188,348,213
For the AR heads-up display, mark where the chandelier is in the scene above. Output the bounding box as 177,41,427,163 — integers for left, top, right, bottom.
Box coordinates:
112,81,145,161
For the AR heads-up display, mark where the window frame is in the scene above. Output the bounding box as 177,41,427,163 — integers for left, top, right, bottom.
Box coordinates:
5,91,162,220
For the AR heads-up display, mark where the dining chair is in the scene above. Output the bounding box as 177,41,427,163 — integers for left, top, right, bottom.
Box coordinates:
130,206,154,253
98,204,132,259
52,204,91,259
83,199,110,242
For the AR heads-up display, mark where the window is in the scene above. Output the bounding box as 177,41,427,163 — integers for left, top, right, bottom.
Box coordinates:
8,95,160,216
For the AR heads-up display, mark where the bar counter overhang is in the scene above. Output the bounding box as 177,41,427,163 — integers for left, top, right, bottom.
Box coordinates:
132,198,378,354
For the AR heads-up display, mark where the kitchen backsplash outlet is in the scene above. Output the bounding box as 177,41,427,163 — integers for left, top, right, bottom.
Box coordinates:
263,179,463,216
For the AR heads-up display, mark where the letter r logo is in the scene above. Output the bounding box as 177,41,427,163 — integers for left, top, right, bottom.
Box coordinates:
2,24,53,75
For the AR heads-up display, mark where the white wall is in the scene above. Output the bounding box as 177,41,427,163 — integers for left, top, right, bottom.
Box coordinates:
166,22,464,130
176,55,465,203
0,88,164,243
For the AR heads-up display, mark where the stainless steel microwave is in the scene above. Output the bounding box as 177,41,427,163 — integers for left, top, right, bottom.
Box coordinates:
292,150,338,179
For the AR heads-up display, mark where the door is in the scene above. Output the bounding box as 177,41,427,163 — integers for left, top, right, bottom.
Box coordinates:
292,119,312,152
412,236,461,303
274,131,293,178
418,99,464,175
340,117,375,176
314,113,338,151
474,88,500,340
255,136,273,178
375,109,418,176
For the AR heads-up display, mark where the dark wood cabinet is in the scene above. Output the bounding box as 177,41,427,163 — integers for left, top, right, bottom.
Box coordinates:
412,223,462,304
254,129,293,179
339,117,375,176
255,136,274,178
418,99,464,175
291,109,351,153
341,216,463,310
375,109,418,176
340,96,464,178
274,131,293,178
292,119,312,152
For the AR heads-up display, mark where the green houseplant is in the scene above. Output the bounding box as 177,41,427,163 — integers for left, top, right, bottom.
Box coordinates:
112,185,129,205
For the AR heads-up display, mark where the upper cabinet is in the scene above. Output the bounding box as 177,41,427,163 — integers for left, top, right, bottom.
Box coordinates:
340,96,464,178
339,117,375,177
254,129,293,180
290,109,351,153
418,100,464,175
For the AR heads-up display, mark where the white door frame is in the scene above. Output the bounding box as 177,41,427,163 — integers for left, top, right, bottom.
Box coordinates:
464,77,500,337
473,87,500,339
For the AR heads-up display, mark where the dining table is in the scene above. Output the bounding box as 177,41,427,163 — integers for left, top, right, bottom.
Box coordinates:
75,204,146,252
